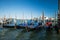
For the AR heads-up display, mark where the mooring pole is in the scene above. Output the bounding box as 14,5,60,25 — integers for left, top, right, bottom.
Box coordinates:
14,15,17,29
42,11,44,27
57,0,60,33
58,10,60,33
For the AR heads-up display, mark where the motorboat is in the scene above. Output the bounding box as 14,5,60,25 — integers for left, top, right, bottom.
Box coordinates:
3,19,16,28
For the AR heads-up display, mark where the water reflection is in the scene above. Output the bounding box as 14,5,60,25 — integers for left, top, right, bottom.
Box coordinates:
0,28,60,40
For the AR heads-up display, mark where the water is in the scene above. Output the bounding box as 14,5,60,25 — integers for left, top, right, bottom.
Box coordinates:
0,28,60,40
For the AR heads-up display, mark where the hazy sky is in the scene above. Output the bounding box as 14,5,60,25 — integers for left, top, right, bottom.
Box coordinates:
0,0,58,19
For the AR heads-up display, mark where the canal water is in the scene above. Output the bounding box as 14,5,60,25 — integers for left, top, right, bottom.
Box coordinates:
0,28,60,40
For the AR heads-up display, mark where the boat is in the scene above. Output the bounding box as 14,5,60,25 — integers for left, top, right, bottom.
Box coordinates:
0,19,3,28
27,20,42,30
17,19,42,30
3,18,16,28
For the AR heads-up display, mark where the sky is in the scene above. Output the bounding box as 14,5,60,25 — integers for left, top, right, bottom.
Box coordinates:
0,0,58,19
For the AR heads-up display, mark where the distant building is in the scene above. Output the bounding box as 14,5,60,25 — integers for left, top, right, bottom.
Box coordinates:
48,18,55,20
33,17,38,21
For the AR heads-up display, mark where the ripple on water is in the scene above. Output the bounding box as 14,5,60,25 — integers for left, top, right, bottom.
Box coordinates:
0,28,60,40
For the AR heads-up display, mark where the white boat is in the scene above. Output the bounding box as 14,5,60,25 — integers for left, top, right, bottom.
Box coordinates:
0,18,3,28
3,18,16,28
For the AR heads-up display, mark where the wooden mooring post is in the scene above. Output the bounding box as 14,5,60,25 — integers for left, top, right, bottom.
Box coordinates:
58,0,60,33
58,13,60,33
